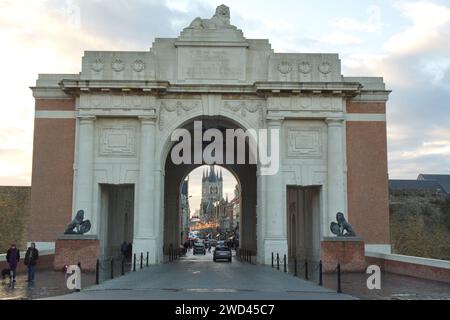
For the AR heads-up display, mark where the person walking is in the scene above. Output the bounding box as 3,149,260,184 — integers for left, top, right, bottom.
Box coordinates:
6,244,20,283
126,243,132,261
24,242,39,284
120,241,128,260
183,240,189,254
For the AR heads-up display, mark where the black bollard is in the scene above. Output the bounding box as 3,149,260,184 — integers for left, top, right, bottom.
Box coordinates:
337,263,342,293
140,252,143,269
277,253,280,270
95,259,99,285
272,252,274,268
133,253,136,272
121,258,125,276
319,260,323,286
294,259,298,277
146,252,149,267
284,255,287,273
305,260,309,280
110,258,114,279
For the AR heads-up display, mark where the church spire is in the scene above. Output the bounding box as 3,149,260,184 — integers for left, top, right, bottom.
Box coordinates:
208,164,217,182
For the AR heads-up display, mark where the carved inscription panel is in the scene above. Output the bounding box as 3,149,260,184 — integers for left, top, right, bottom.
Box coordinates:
286,127,323,158
98,127,137,157
177,47,246,81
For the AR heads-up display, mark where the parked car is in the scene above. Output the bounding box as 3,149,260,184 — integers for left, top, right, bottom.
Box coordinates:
213,246,232,262
193,242,206,255
210,239,217,247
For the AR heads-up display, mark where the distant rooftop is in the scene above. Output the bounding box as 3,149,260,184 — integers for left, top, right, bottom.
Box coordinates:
389,174,450,196
418,174,450,195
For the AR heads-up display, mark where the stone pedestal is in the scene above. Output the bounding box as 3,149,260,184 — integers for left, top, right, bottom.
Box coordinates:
54,235,99,271
320,237,365,272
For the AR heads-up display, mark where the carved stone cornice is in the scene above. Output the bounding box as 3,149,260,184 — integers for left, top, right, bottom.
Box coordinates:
77,115,96,124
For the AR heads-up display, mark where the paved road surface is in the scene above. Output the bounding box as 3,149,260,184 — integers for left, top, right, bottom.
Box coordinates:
46,251,354,300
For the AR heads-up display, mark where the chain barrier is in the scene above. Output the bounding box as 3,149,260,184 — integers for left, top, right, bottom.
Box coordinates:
95,252,149,285
237,248,257,265
271,252,342,292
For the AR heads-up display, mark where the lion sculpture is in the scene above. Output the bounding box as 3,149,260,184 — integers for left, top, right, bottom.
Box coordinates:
188,4,235,30
330,212,356,237
64,210,91,235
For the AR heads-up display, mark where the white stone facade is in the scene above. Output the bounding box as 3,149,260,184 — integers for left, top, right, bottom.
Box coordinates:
31,6,390,265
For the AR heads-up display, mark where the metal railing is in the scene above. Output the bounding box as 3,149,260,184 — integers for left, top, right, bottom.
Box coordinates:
271,252,342,294
163,245,183,263
238,248,256,265
94,251,150,285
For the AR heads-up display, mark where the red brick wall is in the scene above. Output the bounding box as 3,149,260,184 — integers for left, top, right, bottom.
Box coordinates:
321,240,366,272
54,239,99,271
29,99,76,242
366,256,450,284
35,99,76,111
346,101,390,244
346,101,385,114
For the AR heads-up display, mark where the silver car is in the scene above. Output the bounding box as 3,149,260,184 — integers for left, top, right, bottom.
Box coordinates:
213,246,232,262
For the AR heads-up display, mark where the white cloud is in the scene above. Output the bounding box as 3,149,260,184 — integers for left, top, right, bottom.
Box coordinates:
384,1,450,54
330,4,383,33
322,31,363,46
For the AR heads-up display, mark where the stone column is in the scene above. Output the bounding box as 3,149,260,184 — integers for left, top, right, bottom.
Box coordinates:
263,117,287,264
134,115,157,263
326,117,346,235
154,168,163,262
74,116,96,233
256,166,265,264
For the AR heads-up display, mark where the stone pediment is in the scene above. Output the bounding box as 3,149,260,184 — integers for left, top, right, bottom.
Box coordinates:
177,4,247,45
58,4,388,91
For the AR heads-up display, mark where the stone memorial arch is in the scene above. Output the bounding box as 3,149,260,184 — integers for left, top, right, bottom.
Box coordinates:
30,5,391,270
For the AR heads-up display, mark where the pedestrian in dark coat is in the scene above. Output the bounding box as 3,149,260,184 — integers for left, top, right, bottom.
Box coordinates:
6,244,20,282
126,243,133,261
121,241,128,260
24,242,39,283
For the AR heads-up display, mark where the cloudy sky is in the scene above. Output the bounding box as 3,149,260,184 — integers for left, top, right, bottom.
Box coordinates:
0,0,449,210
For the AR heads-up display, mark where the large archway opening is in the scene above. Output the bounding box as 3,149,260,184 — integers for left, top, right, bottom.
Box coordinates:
180,165,239,246
162,116,257,258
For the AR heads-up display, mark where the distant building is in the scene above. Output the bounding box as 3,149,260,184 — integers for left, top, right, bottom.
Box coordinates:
230,184,241,231
200,165,224,222
216,184,241,234
180,179,190,242
216,195,232,232
417,174,450,196
389,174,450,196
